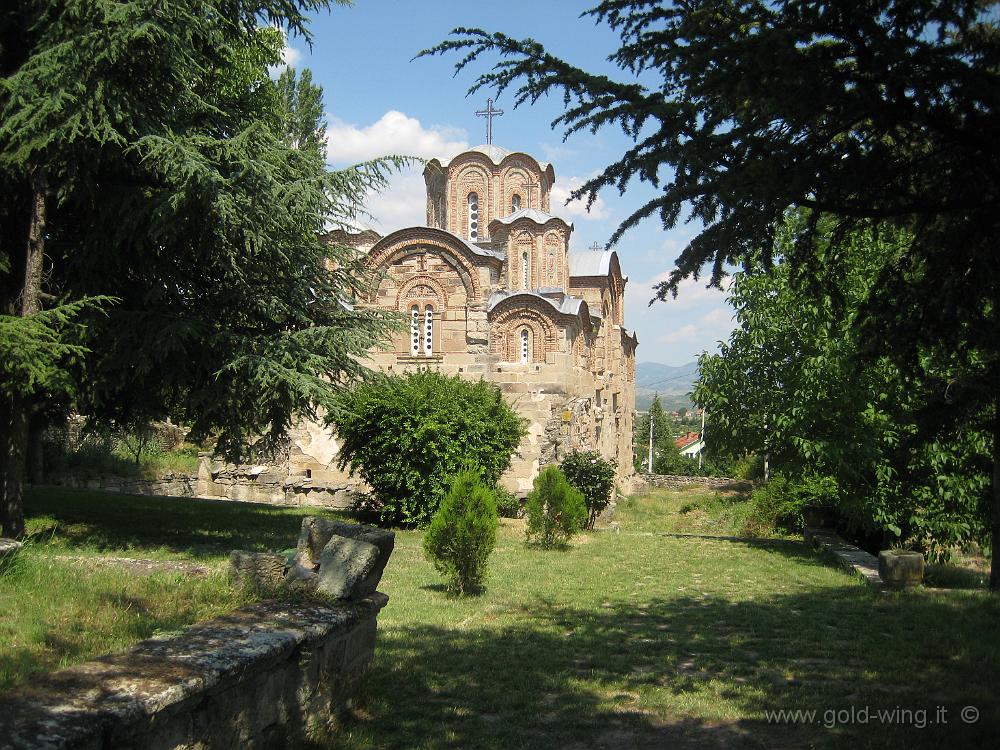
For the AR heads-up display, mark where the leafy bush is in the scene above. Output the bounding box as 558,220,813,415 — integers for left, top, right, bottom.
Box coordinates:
525,465,587,548
494,486,522,519
560,451,616,529
333,371,526,526
423,470,499,594
740,474,839,536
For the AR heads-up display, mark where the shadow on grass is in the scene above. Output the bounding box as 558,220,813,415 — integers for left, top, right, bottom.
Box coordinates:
329,587,1000,750
24,486,353,559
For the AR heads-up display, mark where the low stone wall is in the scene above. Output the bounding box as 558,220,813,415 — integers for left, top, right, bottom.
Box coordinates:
0,595,388,749
41,473,199,498
198,455,359,509
635,473,752,492
38,454,364,509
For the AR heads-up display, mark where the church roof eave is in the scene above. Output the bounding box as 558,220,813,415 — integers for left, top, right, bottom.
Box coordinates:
568,249,623,280
488,208,573,232
487,290,593,326
369,226,505,264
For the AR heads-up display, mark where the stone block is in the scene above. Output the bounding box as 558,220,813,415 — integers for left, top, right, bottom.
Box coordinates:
316,536,381,599
229,550,288,590
294,517,395,596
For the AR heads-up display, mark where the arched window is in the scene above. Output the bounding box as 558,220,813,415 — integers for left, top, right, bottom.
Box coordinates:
424,306,434,355
520,329,530,363
467,193,479,240
511,194,521,213
521,251,529,290
410,306,420,355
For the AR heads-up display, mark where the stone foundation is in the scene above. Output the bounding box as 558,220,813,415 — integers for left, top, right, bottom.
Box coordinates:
0,596,388,749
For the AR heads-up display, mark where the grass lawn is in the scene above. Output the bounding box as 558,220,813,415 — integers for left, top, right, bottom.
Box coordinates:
1,486,351,691
328,487,999,749
3,485,998,748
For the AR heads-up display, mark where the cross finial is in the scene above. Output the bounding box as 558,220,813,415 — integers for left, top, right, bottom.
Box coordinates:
475,98,504,145
589,240,604,252
523,179,539,207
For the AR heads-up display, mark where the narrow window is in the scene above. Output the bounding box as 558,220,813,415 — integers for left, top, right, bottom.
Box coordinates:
520,329,530,363
511,194,521,212
424,306,434,355
468,193,479,240
521,251,529,289
410,306,420,355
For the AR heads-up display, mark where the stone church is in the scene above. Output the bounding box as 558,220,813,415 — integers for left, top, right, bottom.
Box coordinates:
285,142,638,495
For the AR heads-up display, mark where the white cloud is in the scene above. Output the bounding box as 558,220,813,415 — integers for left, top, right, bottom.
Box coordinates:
659,324,700,345
323,111,471,232
325,110,469,165
550,176,609,220
282,44,302,67
357,169,428,233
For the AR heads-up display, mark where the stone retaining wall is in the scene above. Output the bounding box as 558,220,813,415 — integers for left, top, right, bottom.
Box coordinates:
635,473,752,491
0,595,388,749
38,452,364,509
41,473,200,498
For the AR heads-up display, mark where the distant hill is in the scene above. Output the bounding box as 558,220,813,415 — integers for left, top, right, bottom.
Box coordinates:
634,361,699,411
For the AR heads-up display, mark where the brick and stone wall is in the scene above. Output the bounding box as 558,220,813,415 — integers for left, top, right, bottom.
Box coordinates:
0,596,388,750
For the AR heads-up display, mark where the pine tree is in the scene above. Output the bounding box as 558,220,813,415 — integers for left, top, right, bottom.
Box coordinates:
0,1,400,537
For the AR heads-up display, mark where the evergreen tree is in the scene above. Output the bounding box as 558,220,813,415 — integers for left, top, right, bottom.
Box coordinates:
425,1,1000,590
0,1,400,537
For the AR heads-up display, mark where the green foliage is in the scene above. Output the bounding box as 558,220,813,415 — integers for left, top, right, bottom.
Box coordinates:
693,218,991,552
333,371,526,527
43,428,201,479
422,470,499,595
560,451,616,530
524,465,587,549
493,486,522,519
0,298,113,401
0,2,406,537
425,1,1000,587
741,475,840,538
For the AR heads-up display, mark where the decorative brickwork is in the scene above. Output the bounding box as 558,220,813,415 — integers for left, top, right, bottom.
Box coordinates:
312,145,642,494
489,302,558,362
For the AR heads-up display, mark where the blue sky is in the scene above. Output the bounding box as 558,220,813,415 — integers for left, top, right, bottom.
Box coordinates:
285,0,735,366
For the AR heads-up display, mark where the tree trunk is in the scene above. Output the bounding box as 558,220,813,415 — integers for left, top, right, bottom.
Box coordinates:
0,169,47,539
27,417,44,484
991,396,999,594
1,396,29,538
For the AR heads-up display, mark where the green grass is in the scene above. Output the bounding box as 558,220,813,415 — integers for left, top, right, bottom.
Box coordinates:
23,485,350,561
1,487,353,691
44,440,201,479
325,489,999,749
0,546,250,692
4,485,998,748
619,484,782,538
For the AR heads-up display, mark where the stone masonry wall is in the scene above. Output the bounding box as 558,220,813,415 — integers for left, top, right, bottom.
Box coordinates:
0,596,388,750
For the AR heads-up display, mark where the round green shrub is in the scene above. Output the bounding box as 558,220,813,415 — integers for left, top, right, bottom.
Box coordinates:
560,450,617,529
525,465,587,548
332,370,525,526
423,470,499,594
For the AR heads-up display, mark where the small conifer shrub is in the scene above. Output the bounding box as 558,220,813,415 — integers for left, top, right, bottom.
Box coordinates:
525,465,587,548
423,469,499,594
560,451,617,529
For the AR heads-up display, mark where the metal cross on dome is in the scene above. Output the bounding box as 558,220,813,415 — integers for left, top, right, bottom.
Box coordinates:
475,98,504,145
589,241,604,252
